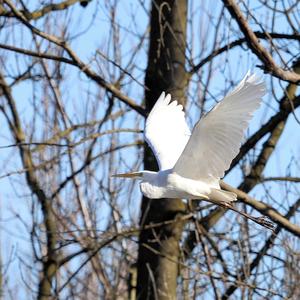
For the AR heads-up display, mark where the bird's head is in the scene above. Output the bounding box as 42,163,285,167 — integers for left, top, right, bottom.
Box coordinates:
112,171,162,199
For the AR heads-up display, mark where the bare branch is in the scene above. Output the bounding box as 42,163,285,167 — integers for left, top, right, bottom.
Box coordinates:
190,31,300,75
1,0,81,20
221,181,300,237
261,176,300,183
221,197,300,299
2,0,146,116
0,72,58,299
222,0,300,83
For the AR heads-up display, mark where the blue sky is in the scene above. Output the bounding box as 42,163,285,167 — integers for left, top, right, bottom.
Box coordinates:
0,0,299,298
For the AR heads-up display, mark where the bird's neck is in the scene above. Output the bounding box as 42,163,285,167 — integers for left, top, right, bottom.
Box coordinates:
139,170,172,199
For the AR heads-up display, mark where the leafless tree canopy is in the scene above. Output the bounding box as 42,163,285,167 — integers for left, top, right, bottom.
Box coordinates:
0,0,299,299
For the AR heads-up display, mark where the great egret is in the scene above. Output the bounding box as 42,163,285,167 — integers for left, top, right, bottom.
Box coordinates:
113,72,266,204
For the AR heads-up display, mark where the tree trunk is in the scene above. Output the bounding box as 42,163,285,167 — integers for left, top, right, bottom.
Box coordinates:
136,1,188,299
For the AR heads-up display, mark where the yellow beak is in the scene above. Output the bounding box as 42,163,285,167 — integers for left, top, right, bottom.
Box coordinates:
111,172,143,178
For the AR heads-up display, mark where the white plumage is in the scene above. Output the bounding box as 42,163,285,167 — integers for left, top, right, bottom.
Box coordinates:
113,72,266,204
145,93,191,170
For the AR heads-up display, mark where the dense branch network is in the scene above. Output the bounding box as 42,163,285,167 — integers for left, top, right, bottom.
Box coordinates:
0,0,300,299
222,0,300,83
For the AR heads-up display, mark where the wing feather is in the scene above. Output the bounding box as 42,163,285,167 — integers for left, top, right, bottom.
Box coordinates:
173,72,266,182
144,92,191,170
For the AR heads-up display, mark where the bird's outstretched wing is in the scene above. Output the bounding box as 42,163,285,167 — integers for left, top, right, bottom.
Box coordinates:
144,92,191,170
173,73,266,183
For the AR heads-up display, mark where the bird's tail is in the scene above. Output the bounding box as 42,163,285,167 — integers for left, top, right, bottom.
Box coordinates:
209,188,237,204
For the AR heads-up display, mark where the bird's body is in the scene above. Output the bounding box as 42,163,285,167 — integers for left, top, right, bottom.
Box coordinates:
139,170,211,199
113,72,266,204
128,169,236,203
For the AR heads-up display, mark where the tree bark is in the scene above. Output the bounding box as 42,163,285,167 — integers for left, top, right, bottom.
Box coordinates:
136,1,188,299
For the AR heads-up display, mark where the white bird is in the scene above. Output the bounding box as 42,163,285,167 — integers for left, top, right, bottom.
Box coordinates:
113,73,266,204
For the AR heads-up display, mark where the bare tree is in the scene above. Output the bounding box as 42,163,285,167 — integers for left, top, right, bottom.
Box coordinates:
0,0,299,299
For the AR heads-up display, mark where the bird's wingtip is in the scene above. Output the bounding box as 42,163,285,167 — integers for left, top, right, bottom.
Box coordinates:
157,91,166,102
244,70,265,84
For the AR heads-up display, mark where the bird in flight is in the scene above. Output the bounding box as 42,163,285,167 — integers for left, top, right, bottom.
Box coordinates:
113,72,266,205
